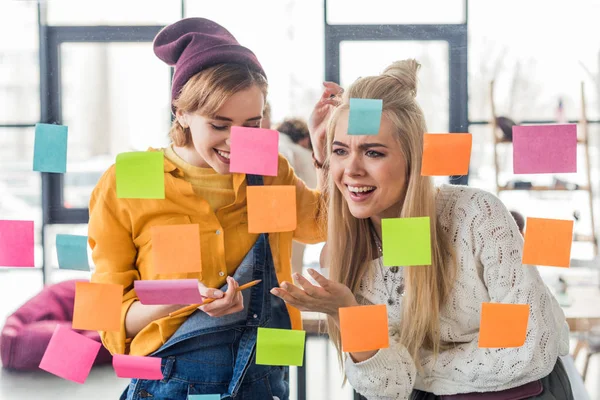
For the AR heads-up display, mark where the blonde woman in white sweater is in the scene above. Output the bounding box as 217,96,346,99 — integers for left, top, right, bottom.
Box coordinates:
271,59,573,399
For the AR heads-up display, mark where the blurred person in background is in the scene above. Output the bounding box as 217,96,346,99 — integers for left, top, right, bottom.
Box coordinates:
277,118,317,275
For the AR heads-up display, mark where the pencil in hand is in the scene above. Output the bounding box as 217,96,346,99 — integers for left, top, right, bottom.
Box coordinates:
168,279,262,317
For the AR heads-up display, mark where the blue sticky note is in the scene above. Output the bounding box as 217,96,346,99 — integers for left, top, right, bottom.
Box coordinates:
33,123,68,173
56,234,89,271
348,98,383,135
188,395,220,400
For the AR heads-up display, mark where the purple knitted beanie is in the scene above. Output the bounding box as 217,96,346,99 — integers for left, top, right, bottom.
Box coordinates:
153,18,266,107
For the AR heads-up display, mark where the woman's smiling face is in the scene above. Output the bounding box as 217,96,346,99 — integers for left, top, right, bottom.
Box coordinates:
176,84,264,174
330,109,408,221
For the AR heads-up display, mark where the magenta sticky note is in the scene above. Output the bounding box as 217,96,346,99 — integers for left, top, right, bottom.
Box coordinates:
39,325,101,384
134,279,203,305
513,124,577,174
229,127,279,176
0,220,34,267
113,354,163,380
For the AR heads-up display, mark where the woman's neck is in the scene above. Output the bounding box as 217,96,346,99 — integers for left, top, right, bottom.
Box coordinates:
172,144,210,168
369,216,383,240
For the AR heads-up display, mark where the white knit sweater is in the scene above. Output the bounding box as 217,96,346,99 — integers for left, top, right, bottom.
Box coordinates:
344,184,570,399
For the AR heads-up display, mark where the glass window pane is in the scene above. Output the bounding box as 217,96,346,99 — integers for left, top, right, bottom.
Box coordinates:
60,42,172,209
340,41,449,132
0,127,43,268
468,0,600,122
184,0,325,124
0,1,39,124
327,0,465,25
47,0,180,26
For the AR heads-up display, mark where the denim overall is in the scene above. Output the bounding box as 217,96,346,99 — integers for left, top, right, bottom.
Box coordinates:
121,175,291,400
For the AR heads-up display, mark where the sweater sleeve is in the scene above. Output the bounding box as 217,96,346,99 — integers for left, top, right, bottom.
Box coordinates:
88,166,139,355
420,190,570,393
344,337,417,400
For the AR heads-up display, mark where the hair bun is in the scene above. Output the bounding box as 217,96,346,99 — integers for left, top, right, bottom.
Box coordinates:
382,59,420,97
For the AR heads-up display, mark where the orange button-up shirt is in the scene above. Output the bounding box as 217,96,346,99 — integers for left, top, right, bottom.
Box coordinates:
89,148,325,356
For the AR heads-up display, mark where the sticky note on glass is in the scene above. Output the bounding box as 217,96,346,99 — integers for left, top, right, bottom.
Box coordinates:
39,325,101,384
152,224,201,274
478,303,529,348
230,127,279,176
382,217,431,266
256,327,306,366
188,396,220,400
522,217,573,268
116,151,165,199
348,98,383,135
421,133,472,176
247,186,297,233
513,124,577,174
72,282,122,332
340,304,389,352
0,220,34,267
134,279,203,305
33,123,68,173
113,354,163,380
56,234,89,271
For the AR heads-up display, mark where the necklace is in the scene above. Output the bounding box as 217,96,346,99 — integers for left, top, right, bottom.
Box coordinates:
372,227,405,305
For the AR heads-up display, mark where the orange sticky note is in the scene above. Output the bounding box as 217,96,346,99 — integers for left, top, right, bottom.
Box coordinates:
522,217,573,268
151,224,201,274
478,303,529,348
72,282,122,332
421,133,472,176
339,304,389,353
247,186,297,233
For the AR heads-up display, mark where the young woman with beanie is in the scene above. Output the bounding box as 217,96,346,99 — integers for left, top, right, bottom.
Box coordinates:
88,17,339,400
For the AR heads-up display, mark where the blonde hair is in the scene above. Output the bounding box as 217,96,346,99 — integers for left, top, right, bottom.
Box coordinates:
324,59,456,370
169,64,268,146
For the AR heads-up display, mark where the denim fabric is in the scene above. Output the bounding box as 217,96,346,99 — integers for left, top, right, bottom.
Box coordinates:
121,175,291,400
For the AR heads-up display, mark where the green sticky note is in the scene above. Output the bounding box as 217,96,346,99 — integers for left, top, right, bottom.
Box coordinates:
256,327,305,366
116,152,165,199
56,234,89,271
348,98,383,135
188,396,220,400
33,123,68,173
382,217,431,266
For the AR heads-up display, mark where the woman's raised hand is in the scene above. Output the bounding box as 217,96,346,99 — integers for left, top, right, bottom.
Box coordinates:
308,81,344,164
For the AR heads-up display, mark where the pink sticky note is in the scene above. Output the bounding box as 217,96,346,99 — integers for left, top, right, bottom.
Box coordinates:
134,279,203,305
113,354,163,380
0,220,34,267
39,325,101,384
513,124,577,174
229,127,279,176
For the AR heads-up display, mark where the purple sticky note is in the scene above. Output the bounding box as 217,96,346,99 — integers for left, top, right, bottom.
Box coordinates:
134,279,203,305
39,325,101,384
513,124,577,174
229,127,279,176
0,220,34,267
113,354,163,380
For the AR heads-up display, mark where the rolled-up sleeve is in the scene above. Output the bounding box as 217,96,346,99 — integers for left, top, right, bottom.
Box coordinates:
270,154,326,244
88,167,139,355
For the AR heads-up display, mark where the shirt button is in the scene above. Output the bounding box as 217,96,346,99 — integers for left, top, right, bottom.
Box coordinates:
253,314,258,319
219,271,225,277
215,229,221,235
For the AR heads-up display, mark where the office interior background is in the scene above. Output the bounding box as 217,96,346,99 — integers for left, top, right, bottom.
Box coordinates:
1,0,600,399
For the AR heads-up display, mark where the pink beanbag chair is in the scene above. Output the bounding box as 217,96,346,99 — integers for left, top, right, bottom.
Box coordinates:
0,279,112,370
